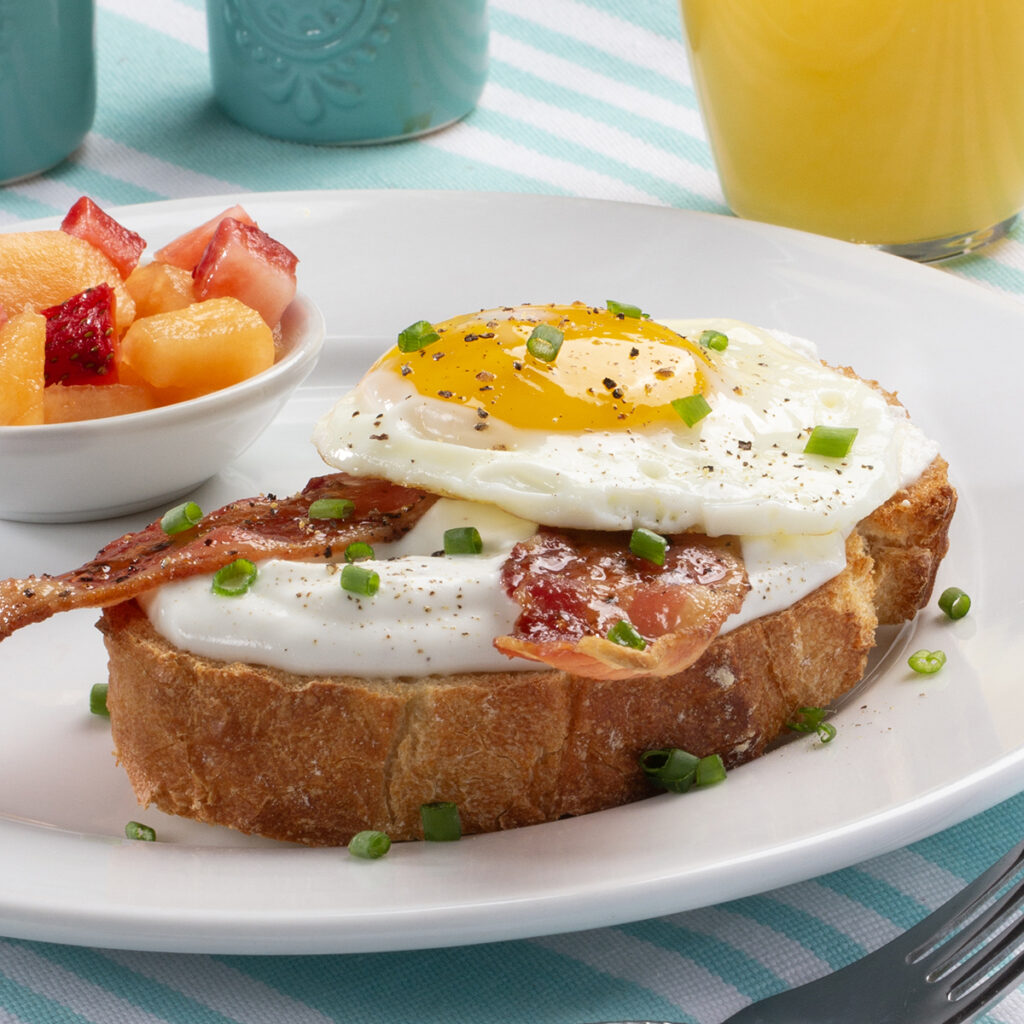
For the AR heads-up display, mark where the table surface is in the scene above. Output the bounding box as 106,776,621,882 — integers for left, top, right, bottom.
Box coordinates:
2,1,1023,1022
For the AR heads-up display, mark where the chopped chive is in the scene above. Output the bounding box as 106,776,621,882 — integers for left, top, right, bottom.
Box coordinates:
341,563,380,596
699,329,729,351
348,830,391,859
938,586,971,620
695,753,727,787
640,748,727,793
786,706,837,743
803,425,858,458
125,821,156,842
606,618,646,650
639,748,700,793
443,526,483,555
397,319,440,353
211,558,258,596
309,497,354,520
160,500,202,535
89,682,109,717
526,323,564,362
671,393,712,427
908,648,946,674
344,541,375,562
630,527,668,566
420,801,462,841
606,299,646,319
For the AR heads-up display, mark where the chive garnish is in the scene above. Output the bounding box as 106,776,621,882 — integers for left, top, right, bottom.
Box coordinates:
309,497,354,520
125,821,156,842
699,329,729,351
803,425,858,458
606,619,646,650
908,648,946,674
671,393,711,427
397,320,440,353
629,527,668,566
211,558,258,596
89,682,109,717
344,541,375,562
526,323,564,363
606,299,645,319
348,830,392,859
640,748,699,792
695,754,727,787
421,801,462,841
341,563,380,597
938,586,971,620
160,500,202,535
786,706,837,743
640,748,725,793
443,526,483,555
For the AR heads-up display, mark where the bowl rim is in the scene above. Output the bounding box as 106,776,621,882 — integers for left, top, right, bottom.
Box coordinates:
0,291,325,437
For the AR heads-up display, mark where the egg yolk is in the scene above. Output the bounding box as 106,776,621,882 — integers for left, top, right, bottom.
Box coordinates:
376,303,709,432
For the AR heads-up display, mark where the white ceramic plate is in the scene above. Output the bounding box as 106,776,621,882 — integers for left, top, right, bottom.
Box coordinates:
0,191,1018,954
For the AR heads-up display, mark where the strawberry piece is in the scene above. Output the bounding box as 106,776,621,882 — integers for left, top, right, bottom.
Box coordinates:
0,302,7,331
153,204,257,272
60,197,146,279
192,218,298,327
42,283,119,386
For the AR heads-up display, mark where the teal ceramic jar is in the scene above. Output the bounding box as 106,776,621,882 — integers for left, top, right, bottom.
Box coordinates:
0,0,96,183
206,0,489,144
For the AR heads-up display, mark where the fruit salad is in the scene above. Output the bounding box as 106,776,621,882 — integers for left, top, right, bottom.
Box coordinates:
0,198,298,425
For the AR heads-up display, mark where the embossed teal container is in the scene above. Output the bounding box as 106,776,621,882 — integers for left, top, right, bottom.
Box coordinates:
206,0,489,144
0,0,96,183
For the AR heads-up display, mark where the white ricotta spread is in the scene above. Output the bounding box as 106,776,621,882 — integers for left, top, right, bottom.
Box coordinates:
141,498,848,677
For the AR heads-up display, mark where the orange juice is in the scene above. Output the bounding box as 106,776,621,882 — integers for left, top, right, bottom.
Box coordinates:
680,0,1024,255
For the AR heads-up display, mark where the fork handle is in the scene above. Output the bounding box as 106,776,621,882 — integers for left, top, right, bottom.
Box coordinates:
722,960,916,1024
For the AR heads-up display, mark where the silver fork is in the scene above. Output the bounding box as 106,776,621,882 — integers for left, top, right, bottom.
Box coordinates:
590,836,1024,1024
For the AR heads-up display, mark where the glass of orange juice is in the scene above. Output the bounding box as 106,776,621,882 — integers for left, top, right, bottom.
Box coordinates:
679,0,1024,261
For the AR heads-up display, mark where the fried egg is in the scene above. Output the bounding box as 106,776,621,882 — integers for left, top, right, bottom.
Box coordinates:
313,303,938,537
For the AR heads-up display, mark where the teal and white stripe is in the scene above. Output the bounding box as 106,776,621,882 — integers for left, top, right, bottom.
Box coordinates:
3,1,1024,1021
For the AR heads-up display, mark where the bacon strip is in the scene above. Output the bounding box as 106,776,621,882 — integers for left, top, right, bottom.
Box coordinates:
0,474,435,641
495,529,748,680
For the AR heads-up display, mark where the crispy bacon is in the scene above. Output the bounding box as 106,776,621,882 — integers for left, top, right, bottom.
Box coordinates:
0,474,435,641
495,528,748,680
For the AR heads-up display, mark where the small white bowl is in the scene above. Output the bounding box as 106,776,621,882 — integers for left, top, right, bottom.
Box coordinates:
0,293,325,523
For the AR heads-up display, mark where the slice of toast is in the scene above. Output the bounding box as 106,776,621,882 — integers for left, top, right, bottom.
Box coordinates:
98,456,954,845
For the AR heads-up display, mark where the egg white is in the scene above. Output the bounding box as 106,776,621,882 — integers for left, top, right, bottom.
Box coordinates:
313,318,938,537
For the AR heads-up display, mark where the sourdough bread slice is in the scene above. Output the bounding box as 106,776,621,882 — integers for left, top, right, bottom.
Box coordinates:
98,456,954,845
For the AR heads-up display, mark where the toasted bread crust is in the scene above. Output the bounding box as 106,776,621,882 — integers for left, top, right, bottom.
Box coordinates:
856,456,955,624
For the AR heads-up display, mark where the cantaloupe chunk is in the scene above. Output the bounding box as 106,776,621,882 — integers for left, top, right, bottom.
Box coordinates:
0,312,46,425
119,297,274,400
0,230,135,334
43,383,156,423
125,262,196,319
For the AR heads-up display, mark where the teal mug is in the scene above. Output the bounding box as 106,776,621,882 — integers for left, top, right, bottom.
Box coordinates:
206,0,489,145
0,0,96,183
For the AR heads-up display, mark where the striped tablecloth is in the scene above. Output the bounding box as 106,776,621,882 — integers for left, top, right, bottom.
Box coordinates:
2,1,1023,1022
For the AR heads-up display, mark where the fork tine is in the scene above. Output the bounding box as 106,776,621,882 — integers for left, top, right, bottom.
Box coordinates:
945,940,1024,1024
928,875,1024,982
904,838,1024,961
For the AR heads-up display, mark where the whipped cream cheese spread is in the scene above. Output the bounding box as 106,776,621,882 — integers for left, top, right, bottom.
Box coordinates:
141,498,848,677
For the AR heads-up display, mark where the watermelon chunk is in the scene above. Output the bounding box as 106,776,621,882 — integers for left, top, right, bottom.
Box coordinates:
192,218,298,327
61,197,146,279
42,283,119,386
153,204,257,271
